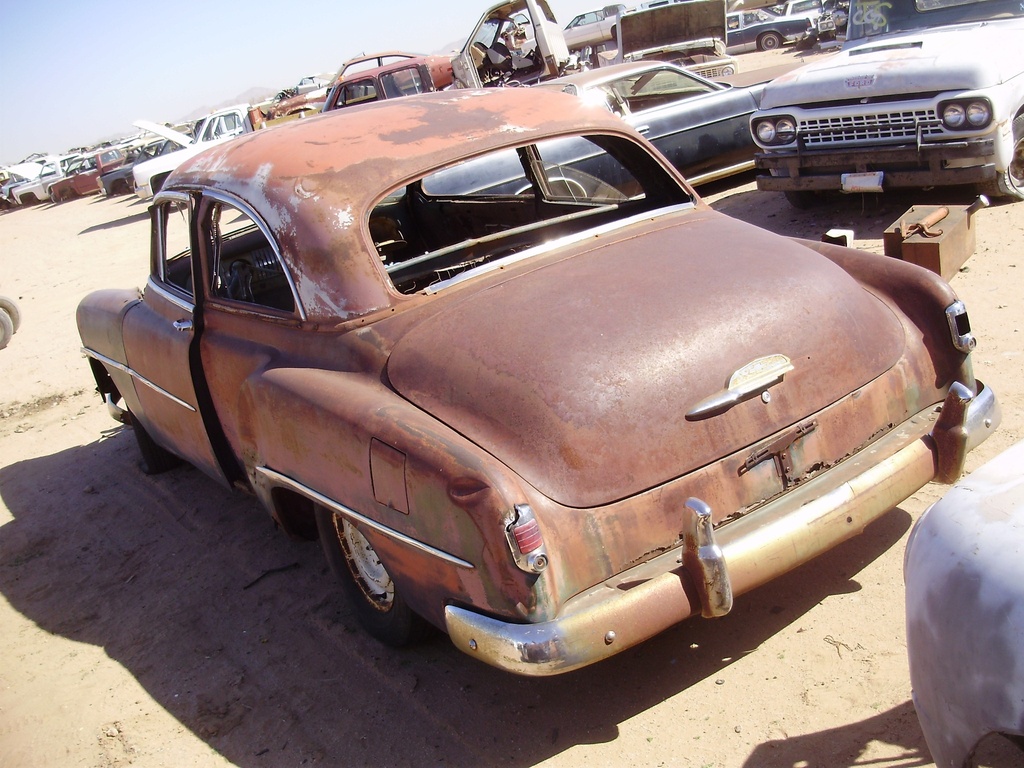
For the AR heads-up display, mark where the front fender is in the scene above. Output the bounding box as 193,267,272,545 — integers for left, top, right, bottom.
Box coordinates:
77,288,142,404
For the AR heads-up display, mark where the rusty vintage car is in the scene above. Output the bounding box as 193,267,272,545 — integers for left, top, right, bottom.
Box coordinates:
77,88,999,675
321,53,453,113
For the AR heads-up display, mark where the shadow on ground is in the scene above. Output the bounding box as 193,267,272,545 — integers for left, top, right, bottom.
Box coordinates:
0,413,920,767
706,180,995,247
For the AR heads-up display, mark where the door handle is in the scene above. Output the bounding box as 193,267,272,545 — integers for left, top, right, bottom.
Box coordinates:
636,125,651,134
173,319,193,333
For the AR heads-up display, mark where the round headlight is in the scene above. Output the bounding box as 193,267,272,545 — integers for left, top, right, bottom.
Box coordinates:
966,101,990,127
775,117,797,142
943,103,966,129
756,120,778,144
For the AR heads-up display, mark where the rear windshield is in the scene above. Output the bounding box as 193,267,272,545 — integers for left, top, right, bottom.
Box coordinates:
369,133,691,295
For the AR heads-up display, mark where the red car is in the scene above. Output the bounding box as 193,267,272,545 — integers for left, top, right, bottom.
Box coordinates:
321,52,453,112
77,89,999,675
49,148,125,202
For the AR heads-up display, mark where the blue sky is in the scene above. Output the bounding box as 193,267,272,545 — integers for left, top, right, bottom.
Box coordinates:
0,0,600,165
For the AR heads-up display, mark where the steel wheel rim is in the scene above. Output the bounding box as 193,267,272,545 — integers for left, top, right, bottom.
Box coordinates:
337,517,395,612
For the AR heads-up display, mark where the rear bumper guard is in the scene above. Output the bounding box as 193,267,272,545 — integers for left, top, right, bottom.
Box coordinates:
445,380,1000,675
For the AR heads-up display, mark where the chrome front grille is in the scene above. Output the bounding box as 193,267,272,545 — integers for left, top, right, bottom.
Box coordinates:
799,109,943,146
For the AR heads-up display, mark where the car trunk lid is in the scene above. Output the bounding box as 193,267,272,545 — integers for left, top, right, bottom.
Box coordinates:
387,209,906,508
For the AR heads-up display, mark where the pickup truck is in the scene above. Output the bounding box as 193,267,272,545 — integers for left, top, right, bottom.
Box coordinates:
0,162,43,209
562,4,626,50
612,0,739,79
10,155,78,205
750,0,1024,206
132,105,254,199
725,8,813,52
451,0,573,88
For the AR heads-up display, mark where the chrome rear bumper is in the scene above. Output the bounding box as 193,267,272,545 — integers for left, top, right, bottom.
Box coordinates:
445,381,1000,675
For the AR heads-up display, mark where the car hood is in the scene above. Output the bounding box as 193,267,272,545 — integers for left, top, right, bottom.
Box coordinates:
3,162,44,182
386,209,906,508
759,20,1024,109
132,119,194,147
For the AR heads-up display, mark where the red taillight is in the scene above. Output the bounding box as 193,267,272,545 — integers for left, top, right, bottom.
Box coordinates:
512,517,543,554
505,504,548,573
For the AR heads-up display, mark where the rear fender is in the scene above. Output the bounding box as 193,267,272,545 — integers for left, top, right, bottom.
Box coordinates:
793,238,974,392
239,367,552,628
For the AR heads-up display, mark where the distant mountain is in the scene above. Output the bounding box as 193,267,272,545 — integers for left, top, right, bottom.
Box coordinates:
178,87,277,122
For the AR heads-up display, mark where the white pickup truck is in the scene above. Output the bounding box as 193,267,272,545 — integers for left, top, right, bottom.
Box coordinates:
132,105,254,199
750,0,1024,206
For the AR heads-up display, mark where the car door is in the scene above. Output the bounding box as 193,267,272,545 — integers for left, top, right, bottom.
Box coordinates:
730,12,762,51
119,192,230,486
622,69,758,182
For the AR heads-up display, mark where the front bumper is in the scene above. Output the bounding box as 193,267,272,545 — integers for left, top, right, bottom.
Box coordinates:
445,380,1000,675
754,139,996,192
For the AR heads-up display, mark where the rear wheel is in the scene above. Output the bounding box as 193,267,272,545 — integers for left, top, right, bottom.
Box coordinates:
315,504,427,647
758,31,783,50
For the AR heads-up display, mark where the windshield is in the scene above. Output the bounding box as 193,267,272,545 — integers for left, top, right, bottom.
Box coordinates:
847,0,1024,40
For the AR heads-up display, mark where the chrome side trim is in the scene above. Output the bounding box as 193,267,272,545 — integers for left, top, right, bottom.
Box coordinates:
254,466,475,570
686,159,756,188
81,347,197,412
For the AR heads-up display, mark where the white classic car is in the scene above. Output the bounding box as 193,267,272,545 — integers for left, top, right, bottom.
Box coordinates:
750,0,1024,206
905,440,1024,767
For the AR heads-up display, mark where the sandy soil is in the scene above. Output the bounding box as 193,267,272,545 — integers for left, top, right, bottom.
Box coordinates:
2,47,1022,768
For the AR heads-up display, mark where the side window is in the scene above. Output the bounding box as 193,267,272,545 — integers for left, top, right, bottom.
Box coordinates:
201,113,245,142
381,67,427,98
420,146,531,197
156,198,194,298
343,80,378,106
204,200,296,314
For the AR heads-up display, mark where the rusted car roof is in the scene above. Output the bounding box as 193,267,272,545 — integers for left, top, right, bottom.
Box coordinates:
169,88,679,323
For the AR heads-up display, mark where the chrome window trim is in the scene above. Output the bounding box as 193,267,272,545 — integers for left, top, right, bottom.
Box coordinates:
146,275,194,313
81,347,197,412
255,466,475,570
200,188,308,321
153,191,193,292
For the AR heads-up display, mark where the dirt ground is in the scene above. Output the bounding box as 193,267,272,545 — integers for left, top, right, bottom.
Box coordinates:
2,47,1023,768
